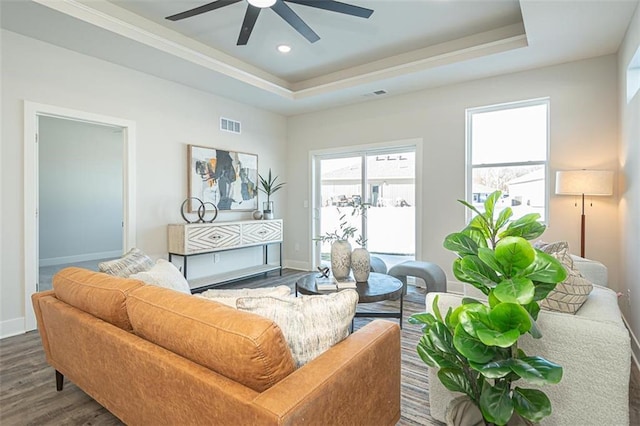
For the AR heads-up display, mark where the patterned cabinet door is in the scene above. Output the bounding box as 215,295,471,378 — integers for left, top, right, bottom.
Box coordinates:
242,220,283,245
186,224,241,253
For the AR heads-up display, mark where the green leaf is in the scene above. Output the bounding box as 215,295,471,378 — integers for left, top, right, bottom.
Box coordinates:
470,359,513,379
476,327,521,348
460,256,500,289
521,303,542,338
428,322,456,354
408,312,437,326
417,334,458,369
489,294,504,312
468,214,492,240
483,191,502,225
480,380,514,425
493,277,535,305
500,214,546,240
453,323,496,364
510,356,563,385
416,339,438,367
532,281,558,302
458,304,491,337
495,236,536,270
490,303,532,334
462,227,489,249
495,206,513,231
512,387,552,422
525,251,568,283
444,233,479,256
477,247,506,275
432,295,443,323
438,367,474,396
458,198,486,219
452,259,491,296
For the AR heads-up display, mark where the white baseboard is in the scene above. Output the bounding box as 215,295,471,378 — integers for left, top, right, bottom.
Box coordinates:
0,317,25,339
621,313,640,376
39,250,121,267
283,259,311,271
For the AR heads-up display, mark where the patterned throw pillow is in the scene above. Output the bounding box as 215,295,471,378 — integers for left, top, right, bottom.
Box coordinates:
129,259,191,294
534,240,576,271
195,286,292,307
98,248,154,277
540,248,593,314
236,290,359,368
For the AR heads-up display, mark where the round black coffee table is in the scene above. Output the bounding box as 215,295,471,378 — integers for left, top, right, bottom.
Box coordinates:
295,272,404,328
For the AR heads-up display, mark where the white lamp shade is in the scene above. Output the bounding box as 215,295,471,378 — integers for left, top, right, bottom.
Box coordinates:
248,0,276,7
555,170,613,196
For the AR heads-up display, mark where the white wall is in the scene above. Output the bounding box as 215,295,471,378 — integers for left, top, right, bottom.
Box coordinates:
0,30,287,333
287,55,620,293
38,116,123,265
618,4,640,362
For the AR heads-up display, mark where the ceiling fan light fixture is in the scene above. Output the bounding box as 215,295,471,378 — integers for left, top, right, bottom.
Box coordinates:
277,44,291,53
247,0,276,8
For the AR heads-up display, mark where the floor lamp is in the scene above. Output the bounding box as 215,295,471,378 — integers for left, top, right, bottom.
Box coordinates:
555,170,613,258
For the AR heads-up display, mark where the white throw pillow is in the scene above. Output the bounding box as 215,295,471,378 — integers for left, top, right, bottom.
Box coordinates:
98,248,154,278
130,259,191,294
236,290,359,368
195,286,291,307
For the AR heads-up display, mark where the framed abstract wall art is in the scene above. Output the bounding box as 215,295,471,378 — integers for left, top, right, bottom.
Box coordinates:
187,144,259,212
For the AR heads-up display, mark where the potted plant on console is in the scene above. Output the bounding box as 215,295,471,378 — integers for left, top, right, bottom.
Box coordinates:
410,191,567,425
258,168,285,220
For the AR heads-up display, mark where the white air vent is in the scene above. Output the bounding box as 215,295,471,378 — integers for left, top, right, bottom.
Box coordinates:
220,117,241,134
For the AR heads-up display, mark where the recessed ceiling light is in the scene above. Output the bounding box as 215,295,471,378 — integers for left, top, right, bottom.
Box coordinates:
277,44,292,53
248,0,276,8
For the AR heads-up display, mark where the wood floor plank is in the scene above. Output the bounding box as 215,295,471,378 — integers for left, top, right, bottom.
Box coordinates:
1,269,637,425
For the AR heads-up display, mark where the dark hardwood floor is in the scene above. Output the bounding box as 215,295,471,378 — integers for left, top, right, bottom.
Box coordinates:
1,269,638,425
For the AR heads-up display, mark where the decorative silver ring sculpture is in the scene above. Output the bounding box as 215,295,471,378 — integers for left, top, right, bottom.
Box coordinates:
180,197,218,223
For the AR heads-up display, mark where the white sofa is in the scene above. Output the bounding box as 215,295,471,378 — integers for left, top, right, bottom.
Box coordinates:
426,257,631,426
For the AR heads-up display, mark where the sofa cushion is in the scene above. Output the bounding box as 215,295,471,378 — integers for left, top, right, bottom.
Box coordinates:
130,259,191,294
236,290,359,368
126,286,295,393
98,248,154,277
53,267,144,331
540,248,593,314
195,286,291,307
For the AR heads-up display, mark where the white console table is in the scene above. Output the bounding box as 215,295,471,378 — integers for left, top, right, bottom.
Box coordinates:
167,219,283,290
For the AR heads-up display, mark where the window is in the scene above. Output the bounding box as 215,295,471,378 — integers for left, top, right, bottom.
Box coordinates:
466,99,549,221
312,147,416,270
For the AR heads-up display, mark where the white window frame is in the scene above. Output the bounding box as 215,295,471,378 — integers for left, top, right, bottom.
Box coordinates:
309,139,423,270
465,98,551,222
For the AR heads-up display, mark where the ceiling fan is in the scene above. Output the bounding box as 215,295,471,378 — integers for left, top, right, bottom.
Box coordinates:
165,0,374,46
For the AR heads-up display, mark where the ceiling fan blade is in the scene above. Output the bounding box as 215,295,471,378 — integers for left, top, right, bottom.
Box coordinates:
272,0,320,43
285,0,373,19
166,0,242,21
237,5,261,45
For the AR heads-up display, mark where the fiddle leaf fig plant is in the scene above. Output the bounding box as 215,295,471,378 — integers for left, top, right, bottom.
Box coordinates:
409,191,567,425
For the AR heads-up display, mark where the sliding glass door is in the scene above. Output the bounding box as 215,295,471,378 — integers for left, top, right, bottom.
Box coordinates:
313,147,416,270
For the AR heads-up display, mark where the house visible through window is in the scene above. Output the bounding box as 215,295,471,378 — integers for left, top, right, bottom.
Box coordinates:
313,148,416,270
466,98,549,221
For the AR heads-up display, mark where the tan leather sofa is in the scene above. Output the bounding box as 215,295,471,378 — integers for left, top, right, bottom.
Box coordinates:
32,268,401,425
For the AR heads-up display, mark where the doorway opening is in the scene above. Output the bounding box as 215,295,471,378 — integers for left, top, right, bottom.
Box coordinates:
312,142,421,272
37,116,125,292
24,102,137,331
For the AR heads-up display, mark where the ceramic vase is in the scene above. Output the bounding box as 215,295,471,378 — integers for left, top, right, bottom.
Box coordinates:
351,247,371,282
263,201,274,220
331,240,352,280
